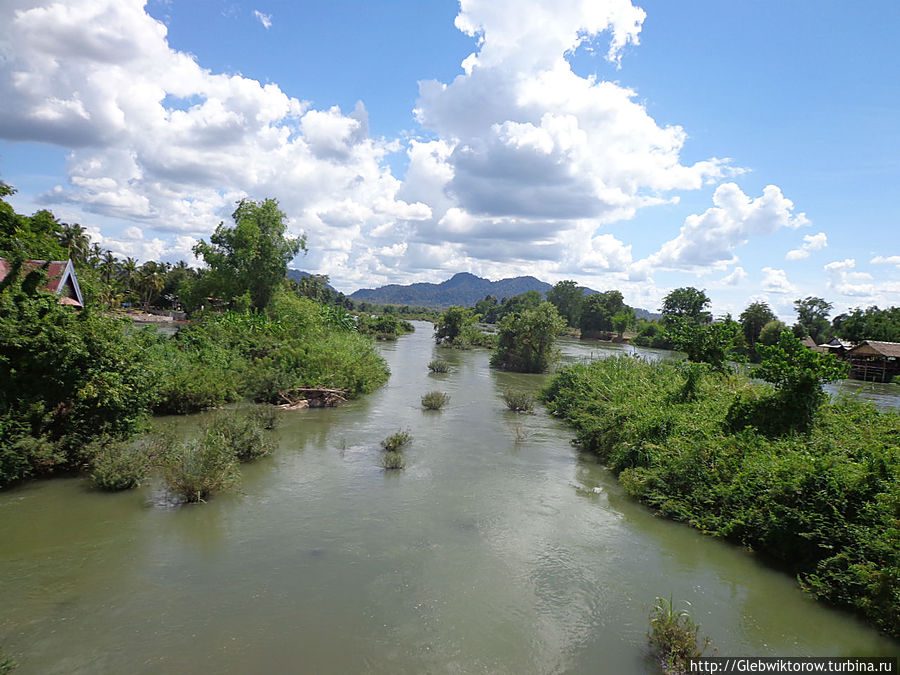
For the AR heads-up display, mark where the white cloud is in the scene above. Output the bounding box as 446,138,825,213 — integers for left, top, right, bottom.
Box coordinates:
824,258,878,298
253,10,272,29
720,266,747,286
760,267,797,295
785,231,827,260
645,183,809,272
871,255,900,269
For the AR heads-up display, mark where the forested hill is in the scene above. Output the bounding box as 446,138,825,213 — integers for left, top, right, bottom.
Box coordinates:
349,271,660,318
350,272,548,308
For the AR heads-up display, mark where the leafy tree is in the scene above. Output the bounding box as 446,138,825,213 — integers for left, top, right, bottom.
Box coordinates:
193,198,306,311
661,287,711,325
579,290,626,334
495,290,543,323
0,183,66,261
757,319,787,346
746,330,849,432
473,295,500,323
434,306,477,345
832,306,900,343
491,302,566,373
667,316,744,372
546,280,584,328
739,301,776,347
612,307,636,337
793,296,832,345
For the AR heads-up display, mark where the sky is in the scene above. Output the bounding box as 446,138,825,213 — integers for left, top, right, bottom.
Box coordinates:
0,0,898,319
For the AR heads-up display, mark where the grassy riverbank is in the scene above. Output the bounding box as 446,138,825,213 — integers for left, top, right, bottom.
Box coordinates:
544,356,900,637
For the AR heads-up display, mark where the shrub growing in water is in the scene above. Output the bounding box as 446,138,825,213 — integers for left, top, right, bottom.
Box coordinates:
648,596,710,674
421,391,450,410
87,439,151,491
203,411,274,462
0,646,17,674
382,451,405,470
380,429,412,452
428,359,450,374
161,431,240,503
502,390,535,413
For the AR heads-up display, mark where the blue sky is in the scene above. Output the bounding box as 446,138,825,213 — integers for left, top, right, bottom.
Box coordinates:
1,0,898,318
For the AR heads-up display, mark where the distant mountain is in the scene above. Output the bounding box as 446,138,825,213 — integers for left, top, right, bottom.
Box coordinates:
349,272,661,319
287,269,338,293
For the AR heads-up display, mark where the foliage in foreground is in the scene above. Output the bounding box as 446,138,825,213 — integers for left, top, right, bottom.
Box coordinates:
421,391,450,410
544,355,900,637
648,596,710,674
0,647,16,674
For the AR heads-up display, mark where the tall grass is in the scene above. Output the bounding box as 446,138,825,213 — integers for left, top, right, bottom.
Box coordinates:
161,431,240,503
502,389,534,413
648,596,710,674
421,391,450,410
428,359,450,373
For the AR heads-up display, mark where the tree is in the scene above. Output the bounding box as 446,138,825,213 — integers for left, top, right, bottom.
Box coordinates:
739,301,776,347
491,302,566,373
757,319,787,346
434,306,477,345
793,296,832,345
546,280,584,328
495,290,543,323
667,316,744,372
473,295,500,323
193,198,306,311
580,290,626,334
661,287,711,325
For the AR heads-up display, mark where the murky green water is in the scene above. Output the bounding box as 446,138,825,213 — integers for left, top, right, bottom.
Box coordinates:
2,323,897,673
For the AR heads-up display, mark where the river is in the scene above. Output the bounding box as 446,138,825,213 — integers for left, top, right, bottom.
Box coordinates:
1,322,897,673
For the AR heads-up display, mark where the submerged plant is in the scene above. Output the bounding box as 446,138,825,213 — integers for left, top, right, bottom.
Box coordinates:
502,389,535,413
204,411,275,462
380,429,412,453
0,646,18,673
428,359,450,374
648,596,710,674
161,431,240,503
246,405,280,430
421,391,450,410
382,451,405,470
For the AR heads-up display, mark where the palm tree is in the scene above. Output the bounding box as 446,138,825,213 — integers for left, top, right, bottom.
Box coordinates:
58,223,90,263
137,261,165,311
118,257,139,304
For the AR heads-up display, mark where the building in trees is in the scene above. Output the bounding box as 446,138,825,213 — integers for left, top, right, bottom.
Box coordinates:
0,258,84,307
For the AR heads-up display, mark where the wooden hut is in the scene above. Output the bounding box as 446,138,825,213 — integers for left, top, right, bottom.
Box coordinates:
0,258,84,307
845,340,900,383
819,337,853,356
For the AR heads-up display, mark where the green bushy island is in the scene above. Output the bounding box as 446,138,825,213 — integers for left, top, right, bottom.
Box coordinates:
544,355,900,637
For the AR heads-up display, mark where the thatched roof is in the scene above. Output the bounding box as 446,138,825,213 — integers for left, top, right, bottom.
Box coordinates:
847,340,900,358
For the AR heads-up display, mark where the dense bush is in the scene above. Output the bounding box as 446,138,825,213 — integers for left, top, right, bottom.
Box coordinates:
381,429,412,452
88,438,152,491
545,356,900,637
501,390,535,413
421,391,450,410
428,359,450,373
161,431,241,503
491,302,565,373
0,262,158,486
203,411,275,462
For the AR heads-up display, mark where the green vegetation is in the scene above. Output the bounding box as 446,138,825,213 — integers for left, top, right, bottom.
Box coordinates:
434,306,494,348
382,451,405,470
356,312,414,340
0,186,388,489
204,411,275,462
428,358,451,374
380,429,412,453
660,287,711,325
161,431,241,503
832,305,900,343
491,302,565,373
545,352,900,637
792,296,832,345
88,438,153,491
666,316,745,373
0,646,17,674
501,390,535,413
421,391,450,410
648,596,711,674
191,198,306,311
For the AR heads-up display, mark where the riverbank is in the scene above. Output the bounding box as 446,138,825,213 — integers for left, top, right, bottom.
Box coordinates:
544,355,900,638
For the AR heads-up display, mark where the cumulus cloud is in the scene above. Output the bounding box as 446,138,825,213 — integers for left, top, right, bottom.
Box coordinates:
0,0,430,288
786,231,827,260
644,183,808,272
720,266,747,286
824,258,878,298
253,10,272,29
871,255,900,268
760,267,797,295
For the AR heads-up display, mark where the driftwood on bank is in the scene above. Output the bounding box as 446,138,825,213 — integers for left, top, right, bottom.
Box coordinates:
277,387,348,410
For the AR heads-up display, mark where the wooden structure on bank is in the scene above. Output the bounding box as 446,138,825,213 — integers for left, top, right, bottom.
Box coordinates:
0,258,84,307
845,340,900,383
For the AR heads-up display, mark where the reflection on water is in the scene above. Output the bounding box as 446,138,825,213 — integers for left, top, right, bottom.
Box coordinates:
1,323,897,673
